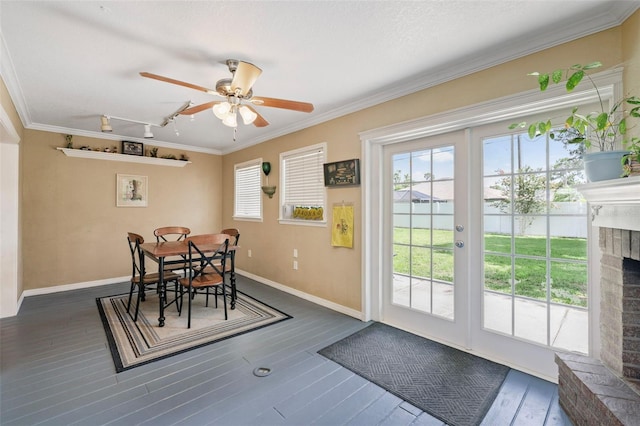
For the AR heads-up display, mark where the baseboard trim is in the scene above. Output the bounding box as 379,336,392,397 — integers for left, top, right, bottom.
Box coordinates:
21,276,129,297
236,269,364,320
17,272,364,322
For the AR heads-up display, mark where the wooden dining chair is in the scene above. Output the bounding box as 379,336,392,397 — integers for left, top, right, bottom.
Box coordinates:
178,234,230,328
154,226,191,275
126,232,181,322
220,228,240,308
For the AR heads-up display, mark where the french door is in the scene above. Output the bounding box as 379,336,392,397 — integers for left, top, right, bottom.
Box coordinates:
382,131,470,348
380,120,589,380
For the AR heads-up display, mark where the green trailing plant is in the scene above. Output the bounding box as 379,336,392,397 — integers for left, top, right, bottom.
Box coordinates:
622,136,640,176
510,61,640,152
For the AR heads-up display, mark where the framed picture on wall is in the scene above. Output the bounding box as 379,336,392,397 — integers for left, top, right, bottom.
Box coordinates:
122,141,144,156
323,159,360,187
116,174,148,207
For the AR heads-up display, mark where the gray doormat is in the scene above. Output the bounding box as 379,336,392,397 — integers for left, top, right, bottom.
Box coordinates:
318,322,510,426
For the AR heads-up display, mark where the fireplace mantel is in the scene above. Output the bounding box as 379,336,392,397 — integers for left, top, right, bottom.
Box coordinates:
577,176,640,231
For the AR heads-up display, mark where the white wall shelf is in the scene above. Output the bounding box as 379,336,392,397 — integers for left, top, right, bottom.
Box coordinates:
576,176,640,205
576,176,640,231
56,147,191,167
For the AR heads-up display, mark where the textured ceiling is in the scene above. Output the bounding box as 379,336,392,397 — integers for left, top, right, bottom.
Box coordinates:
1,1,638,154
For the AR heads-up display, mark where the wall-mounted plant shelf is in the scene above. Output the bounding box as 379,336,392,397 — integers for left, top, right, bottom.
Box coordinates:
56,148,191,167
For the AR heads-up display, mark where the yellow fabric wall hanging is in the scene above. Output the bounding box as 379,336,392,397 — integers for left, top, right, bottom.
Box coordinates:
331,204,354,248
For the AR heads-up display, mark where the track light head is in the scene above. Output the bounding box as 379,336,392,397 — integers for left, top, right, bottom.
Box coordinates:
100,116,112,132
143,124,154,139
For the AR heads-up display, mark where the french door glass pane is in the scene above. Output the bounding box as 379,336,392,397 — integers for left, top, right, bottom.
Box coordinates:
392,145,455,320
482,131,588,354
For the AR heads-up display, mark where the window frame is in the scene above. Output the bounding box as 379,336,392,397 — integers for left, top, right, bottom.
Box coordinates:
279,142,327,226
233,158,263,222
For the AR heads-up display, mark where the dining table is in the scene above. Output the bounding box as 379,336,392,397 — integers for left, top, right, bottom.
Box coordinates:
140,239,236,327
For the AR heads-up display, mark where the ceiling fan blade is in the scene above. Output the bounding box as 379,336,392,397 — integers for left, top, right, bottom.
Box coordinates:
231,61,262,97
179,101,220,115
246,105,269,127
251,96,314,113
140,72,216,94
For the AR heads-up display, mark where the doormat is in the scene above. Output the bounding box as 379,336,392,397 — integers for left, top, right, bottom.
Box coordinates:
318,322,510,426
97,290,291,372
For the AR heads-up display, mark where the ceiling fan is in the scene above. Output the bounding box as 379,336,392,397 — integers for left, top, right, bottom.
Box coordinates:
140,59,314,128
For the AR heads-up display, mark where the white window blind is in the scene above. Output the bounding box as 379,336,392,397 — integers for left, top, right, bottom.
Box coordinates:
234,159,262,220
281,143,326,221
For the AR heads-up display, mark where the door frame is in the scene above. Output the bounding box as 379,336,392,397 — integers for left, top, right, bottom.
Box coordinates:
1,102,21,318
359,69,619,378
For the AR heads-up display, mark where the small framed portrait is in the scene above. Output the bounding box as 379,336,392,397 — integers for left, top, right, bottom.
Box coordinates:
117,174,148,207
122,141,144,156
323,159,360,187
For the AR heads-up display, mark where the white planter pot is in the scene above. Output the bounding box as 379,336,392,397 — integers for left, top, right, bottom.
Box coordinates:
583,150,628,182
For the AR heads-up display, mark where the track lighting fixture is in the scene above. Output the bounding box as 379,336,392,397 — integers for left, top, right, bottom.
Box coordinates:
100,101,192,139
100,116,112,132
143,124,154,139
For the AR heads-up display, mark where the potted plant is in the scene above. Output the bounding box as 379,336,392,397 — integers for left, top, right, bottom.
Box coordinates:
622,137,640,177
510,61,640,182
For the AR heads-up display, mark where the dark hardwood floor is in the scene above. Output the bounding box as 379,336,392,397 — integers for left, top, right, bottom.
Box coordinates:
0,276,571,425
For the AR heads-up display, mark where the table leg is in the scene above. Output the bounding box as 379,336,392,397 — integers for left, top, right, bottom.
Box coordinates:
158,256,165,327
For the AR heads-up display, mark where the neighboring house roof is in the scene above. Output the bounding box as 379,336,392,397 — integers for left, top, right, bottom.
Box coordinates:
395,181,505,202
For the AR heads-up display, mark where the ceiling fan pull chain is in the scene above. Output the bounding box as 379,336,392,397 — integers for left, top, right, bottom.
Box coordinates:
233,127,237,142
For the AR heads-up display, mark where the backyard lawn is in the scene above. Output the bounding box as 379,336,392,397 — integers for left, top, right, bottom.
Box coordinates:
393,228,588,307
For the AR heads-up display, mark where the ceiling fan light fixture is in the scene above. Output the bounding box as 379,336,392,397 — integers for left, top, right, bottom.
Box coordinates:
238,105,257,125
221,112,238,128
143,124,154,138
212,102,231,120
100,116,112,132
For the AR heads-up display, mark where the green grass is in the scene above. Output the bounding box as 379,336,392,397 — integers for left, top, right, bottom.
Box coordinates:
393,228,588,307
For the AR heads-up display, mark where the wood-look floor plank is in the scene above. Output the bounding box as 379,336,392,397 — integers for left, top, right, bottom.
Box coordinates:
279,374,370,424
411,412,447,426
378,405,420,426
480,369,532,425
346,392,406,426
2,376,120,424
192,355,343,426
142,351,328,426
512,376,557,424
0,277,572,426
310,381,387,425
545,390,572,425
274,368,355,417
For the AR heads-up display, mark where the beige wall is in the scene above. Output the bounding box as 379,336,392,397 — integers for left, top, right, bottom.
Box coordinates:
221,23,634,313
21,130,222,290
8,10,639,306
622,9,640,140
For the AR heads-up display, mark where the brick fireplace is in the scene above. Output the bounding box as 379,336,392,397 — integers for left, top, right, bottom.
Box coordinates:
556,178,640,425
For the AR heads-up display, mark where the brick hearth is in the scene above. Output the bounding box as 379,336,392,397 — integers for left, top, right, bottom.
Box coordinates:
556,228,640,425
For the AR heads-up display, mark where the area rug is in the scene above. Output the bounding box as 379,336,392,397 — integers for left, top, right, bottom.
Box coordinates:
318,322,509,426
97,290,291,372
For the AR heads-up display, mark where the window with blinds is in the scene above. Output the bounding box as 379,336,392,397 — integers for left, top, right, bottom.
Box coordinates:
280,143,327,223
234,159,262,220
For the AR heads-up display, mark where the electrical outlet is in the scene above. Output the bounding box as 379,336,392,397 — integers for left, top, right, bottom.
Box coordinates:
248,249,252,258
293,248,298,258
293,260,298,270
